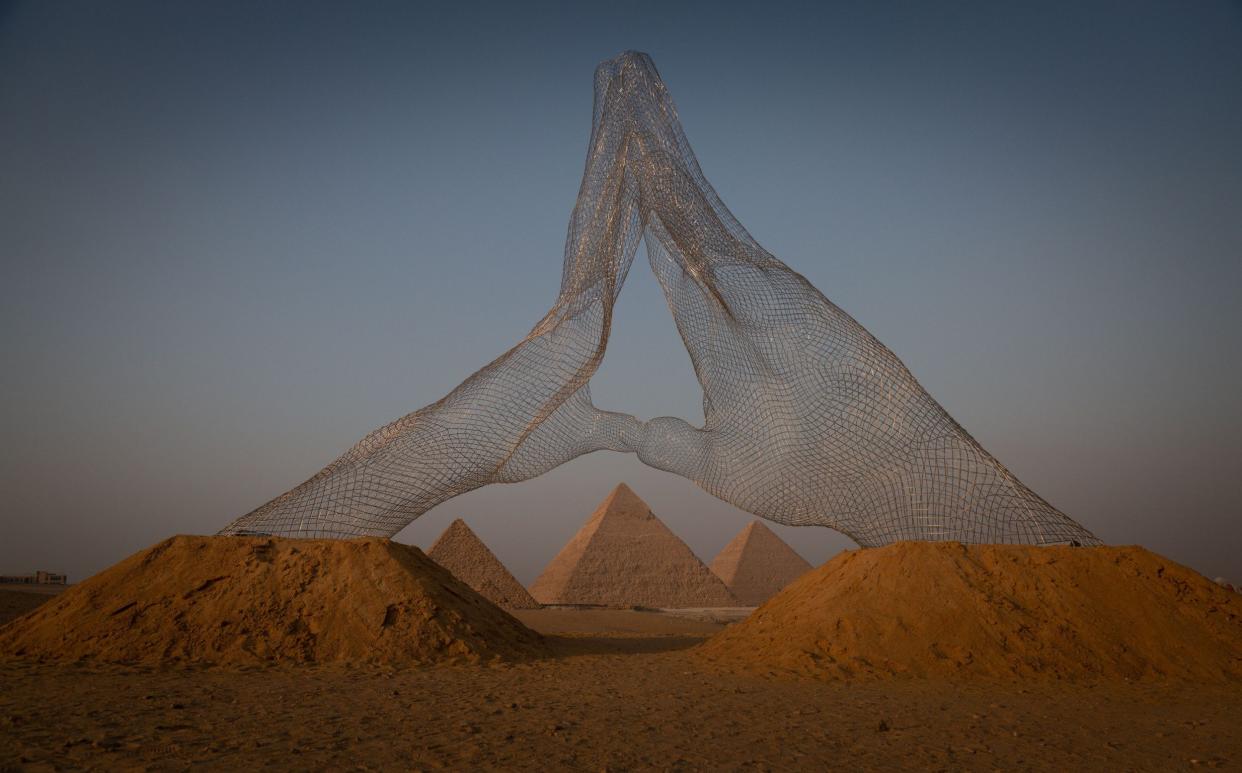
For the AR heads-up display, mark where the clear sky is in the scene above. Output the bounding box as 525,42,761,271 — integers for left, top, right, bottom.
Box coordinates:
2,0,1240,586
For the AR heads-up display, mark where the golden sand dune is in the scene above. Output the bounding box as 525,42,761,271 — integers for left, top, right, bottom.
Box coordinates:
699,542,1242,682
0,535,547,665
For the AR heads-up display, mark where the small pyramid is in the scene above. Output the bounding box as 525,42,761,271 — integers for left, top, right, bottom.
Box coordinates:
529,483,738,608
427,519,540,609
710,521,813,606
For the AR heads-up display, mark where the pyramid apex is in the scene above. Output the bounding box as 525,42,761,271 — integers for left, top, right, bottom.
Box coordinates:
428,518,476,553
596,482,650,517
740,520,777,540
427,518,539,609
436,517,476,540
709,519,812,606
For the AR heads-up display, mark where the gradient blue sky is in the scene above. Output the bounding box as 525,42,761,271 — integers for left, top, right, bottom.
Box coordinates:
2,1,1240,585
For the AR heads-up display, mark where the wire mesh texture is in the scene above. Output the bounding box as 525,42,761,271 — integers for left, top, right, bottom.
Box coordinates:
219,51,1099,547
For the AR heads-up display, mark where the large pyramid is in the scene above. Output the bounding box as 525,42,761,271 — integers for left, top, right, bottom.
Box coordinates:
529,483,738,608
427,519,540,609
710,521,813,606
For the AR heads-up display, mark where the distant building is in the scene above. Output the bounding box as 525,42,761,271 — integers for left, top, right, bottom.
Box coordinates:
0,571,67,585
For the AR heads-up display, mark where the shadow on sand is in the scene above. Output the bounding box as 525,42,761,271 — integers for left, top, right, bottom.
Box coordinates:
542,633,709,658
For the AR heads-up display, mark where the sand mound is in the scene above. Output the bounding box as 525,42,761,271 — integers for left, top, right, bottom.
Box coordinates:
0,535,548,665
530,483,738,608
428,519,540,609
699,542,1242,682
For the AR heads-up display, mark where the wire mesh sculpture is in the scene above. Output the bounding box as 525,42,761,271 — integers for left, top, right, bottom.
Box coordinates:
219,51,1099,547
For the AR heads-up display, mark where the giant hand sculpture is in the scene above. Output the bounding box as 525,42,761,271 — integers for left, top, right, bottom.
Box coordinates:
219,52,1099,547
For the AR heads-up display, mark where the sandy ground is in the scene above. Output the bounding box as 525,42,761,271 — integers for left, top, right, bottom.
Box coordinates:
0,585,69,596
510,607,745,635
1,598,1239,771
0,590,58,623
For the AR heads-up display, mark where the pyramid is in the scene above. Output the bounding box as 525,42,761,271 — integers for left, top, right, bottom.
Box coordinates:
529,483,738,608
426,519,539,609
709,521,813,606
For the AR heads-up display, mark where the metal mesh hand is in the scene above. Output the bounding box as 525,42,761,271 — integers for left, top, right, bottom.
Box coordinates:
219,52,1098,547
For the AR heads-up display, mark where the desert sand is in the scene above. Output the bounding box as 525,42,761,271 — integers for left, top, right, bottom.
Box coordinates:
0,602,1238,770
0,590,52,627
700,542,1242,682
1,538,1239,770
0,535,546,665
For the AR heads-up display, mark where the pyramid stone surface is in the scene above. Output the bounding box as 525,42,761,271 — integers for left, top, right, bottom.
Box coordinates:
710,521,813,606
529,483,738,608
427,519,540,609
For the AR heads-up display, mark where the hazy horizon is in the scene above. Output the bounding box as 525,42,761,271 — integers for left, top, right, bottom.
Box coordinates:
2,0,1240,586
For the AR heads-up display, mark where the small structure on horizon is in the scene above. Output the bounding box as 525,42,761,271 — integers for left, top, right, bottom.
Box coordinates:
710,521,812,606
426,519,540,609
0,571,66,585
529,483,738,608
